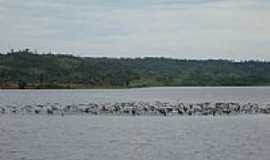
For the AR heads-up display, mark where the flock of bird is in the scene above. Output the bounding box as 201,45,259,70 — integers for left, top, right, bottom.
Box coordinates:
1,101,270,116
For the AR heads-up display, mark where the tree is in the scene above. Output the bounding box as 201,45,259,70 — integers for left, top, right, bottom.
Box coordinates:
17,80,27,89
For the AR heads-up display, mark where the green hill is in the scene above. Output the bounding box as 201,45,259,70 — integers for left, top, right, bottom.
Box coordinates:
1,49,270,89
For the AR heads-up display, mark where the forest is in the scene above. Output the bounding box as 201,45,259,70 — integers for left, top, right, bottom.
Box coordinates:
1,49,270,89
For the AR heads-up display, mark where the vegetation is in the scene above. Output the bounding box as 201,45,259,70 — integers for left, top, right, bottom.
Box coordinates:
1,49,270,89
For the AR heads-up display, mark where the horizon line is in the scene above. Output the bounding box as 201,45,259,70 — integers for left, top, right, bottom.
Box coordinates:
1,48,270,63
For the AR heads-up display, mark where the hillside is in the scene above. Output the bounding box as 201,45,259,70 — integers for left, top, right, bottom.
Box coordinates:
1,49,270,89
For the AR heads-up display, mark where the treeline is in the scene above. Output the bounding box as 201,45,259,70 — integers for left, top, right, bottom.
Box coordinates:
1,49,270,89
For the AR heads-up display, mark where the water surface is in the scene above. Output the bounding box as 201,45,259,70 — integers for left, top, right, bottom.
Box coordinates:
0,115,270,160
1,87,270,160
1,87,270,106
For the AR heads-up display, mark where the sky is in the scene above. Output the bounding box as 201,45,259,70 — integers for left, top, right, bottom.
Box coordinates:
0,0,270,60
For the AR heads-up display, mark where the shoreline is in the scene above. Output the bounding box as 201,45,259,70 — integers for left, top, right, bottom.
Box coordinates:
1,85,270,90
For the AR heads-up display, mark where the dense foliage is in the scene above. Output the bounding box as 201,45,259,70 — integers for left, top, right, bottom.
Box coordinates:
1,49,270,88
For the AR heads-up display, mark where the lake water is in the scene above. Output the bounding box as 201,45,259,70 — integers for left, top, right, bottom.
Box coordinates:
1,87,270,106
1,87,270,160
1,115,270,160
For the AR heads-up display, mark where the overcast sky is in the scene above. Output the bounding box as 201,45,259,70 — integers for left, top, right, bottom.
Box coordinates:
0,0,269,60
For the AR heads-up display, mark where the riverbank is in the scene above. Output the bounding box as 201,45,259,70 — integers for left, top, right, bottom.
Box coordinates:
0,83,130,89
1,82,269,90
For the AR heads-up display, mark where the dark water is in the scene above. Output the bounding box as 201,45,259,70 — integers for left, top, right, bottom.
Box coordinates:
1,115,270,160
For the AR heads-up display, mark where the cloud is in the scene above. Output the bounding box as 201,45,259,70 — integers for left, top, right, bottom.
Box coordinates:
0,0,270,60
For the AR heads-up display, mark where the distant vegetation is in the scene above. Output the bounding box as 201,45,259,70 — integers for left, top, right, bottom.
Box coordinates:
1,49,270,89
